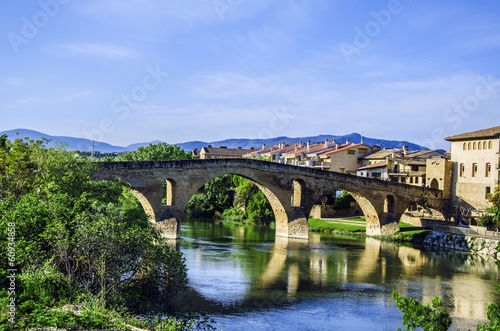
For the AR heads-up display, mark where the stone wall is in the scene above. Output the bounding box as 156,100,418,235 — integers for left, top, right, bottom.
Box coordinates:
423,231,500,259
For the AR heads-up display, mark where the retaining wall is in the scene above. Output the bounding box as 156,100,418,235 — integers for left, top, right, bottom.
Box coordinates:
423,231,500,260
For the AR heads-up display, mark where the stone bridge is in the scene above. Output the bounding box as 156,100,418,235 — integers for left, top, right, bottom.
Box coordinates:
93,159,450,239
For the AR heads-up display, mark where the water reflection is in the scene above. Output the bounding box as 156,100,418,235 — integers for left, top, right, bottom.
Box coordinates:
170,220,500,329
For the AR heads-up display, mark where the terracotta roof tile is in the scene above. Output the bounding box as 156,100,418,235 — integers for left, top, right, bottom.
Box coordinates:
357,161,388,170
444,126,500,141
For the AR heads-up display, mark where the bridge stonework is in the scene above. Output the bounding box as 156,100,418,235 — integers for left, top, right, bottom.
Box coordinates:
93,159,450,239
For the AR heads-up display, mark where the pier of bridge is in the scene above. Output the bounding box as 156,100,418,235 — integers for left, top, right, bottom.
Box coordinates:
93,159,450,239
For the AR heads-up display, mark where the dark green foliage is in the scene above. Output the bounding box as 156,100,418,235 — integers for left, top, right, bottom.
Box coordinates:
186,175,274,225
392,291,452,331
186,175,234,218
477,284,500,330
333,190,355,210
114,142,192,161
0,137,189,329
246,190,274,224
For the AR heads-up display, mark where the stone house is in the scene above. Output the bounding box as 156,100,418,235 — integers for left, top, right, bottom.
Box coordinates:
357,148,449,186
444,126,500,217
316,143,373,173
357,149,394,180
196,145,254,159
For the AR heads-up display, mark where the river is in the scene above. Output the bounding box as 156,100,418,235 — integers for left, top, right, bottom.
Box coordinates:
170,220,500,330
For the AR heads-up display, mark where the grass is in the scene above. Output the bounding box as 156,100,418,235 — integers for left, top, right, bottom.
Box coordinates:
308,218,430,243
308,218,366,234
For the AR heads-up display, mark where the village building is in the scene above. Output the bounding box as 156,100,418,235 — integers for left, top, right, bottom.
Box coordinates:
281,140,333,167
444,126,500,217
194,145,254,159
243,142,301,163
316,143,373,173
357,149,394,180
357,148,449,187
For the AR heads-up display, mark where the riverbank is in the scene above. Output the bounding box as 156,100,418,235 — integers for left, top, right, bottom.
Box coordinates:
308,218,500,261
308,217,429,244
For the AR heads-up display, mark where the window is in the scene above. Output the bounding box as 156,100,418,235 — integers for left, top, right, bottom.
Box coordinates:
339,168,345,173
486,186,491,199
472,163,478,177
459,163,465,177
468,142,472,150
348,150,355,155
473,142,477,150
358,148,368,154
488,141,493,149
483,141,487,149
463,142,466,150
486,163,491,177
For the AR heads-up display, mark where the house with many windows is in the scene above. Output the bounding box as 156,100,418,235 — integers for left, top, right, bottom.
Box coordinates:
357,148,449,186
445,126,500,215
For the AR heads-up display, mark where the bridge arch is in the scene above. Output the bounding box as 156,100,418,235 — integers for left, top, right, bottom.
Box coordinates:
183,173,291,236
128,187,156,222
343,189,383,234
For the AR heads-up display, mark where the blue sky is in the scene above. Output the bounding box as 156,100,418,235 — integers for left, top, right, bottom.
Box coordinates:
1,0,500,149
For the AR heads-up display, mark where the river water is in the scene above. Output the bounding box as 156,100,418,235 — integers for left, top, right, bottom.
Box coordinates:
171,220,500,330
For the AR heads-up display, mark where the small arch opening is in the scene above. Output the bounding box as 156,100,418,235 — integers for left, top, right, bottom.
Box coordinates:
384,195,395,213
163,178,176,206
292,179,306,207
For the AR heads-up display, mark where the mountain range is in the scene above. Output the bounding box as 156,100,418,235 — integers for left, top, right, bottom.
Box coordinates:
0,129,429,153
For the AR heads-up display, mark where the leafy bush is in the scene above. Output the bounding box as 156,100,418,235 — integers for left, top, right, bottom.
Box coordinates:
392,291,451,331
478,213,495,228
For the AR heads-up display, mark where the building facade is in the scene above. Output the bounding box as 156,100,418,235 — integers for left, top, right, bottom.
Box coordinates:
195,146,254,159
445,126,500,215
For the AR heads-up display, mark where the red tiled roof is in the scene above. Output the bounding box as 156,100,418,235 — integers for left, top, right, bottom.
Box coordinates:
357,161,388,170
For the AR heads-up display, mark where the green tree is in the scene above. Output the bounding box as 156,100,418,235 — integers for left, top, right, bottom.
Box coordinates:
334,190,354,210
392,291,452,331
246,190,274,224
486,185,500,224
0,137,188,329
477,284,500,330
186,175,234,218
220,176,274,225
115,142,192,161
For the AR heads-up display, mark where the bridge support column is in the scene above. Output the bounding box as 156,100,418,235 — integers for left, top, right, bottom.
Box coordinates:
365,212,401,236
155,206,181,240
276,207,309,239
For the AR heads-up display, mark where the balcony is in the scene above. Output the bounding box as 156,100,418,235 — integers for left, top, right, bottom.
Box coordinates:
313,162,331,170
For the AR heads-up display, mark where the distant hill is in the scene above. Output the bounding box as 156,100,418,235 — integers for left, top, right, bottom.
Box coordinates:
0,129,429,153
179,133,426,152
